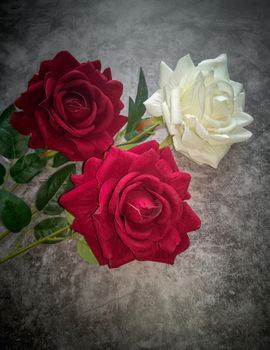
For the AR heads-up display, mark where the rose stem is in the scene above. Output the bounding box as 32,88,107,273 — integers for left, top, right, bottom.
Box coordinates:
159,135,173,148
0,230,10,241
0,225,70,265
119,123,159,146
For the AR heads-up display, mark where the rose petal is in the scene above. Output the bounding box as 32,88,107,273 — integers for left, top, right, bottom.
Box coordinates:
51,51,80,78
158,227,181,254
59,180,98,218
159,61,173,88
178,203,201,233
144,89,163,117
96,147,137,185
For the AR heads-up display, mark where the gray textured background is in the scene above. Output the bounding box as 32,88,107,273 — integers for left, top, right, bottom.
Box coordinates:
0,0,270,349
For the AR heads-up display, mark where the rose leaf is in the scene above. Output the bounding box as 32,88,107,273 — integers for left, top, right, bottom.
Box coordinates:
0,105,29,159
34,217,70,244
0,189,32,232
36,163,76,215
10,153,47,183
77,238,99,265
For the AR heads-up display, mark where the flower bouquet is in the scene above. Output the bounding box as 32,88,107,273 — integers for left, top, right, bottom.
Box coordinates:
0,51,252,268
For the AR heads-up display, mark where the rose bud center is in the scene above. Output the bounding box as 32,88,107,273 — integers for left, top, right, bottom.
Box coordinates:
123,188,162,224
62,92,93,123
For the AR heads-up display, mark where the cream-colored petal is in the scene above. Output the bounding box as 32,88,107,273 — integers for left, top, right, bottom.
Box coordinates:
198,53,230,80
158,61,173,88
212,95,234,118
173,54,195,84
208,126,252,145
170,86,182,124
162,101,178,134
230,80,243,96
234,92,245,112
227,127,252,143
233,112,253,127
143,89,163,116
181,71,205,119
181,126,230,168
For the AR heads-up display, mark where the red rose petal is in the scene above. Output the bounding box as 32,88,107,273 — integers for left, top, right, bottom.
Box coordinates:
11,111,32,135
128,140,159,155
103,67,112,80
107,114,127,137
179,203,201,233
158,227,181,254
160,146,179,172
96,147,137,185
59,180,98,218
51,51,80,78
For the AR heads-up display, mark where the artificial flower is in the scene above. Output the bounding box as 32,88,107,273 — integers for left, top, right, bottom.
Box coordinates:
144,54,253,168
11,51,126,160
60,141,201,268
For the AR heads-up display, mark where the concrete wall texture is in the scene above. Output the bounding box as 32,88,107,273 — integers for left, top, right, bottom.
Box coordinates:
0,0,269,349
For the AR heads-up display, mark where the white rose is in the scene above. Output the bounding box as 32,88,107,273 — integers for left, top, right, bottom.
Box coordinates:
144,54,253,168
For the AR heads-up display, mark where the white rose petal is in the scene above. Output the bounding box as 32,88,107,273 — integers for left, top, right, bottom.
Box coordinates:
158,61,173,88
144,53,253,168
143,89,163,116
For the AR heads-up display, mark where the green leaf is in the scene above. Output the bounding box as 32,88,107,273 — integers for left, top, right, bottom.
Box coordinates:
34,148,47,154
65,210,74,225
0,189,31,232
134,67,148,118
125,68,148,140
125,97,137,138
36,163,76,215
10,153,47,183
52,152,69,167
0,163,6,185
0,105,29,159
77,238,98,265
34,217,70,244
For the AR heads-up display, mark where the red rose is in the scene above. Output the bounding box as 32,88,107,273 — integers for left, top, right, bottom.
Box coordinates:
11,51,126,160
60,141,201,268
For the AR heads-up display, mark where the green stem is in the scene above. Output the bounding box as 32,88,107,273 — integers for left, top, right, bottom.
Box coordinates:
121,123,159,146
2,160,13,191
0,225,70,266
9,182,19,193
0,230,10,241
160,135,173,148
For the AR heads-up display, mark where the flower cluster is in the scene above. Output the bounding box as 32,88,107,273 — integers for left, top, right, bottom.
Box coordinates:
0,50,253,268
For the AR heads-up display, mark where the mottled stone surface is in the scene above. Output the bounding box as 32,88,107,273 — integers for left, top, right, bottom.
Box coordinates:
0,0,270,349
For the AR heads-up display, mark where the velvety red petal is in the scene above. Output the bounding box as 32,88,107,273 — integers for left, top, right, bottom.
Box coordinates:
108,115,127,137
166,172,191,200
103,67,112,80
51,51,80,78
104,80,123,102
160,146,179,172
179,203,201,233
96,147,137,185
59,180,98,218
11,111,32,135
108,251,135,268
150,233,190,264
158,227,181,254
15,81,45,111
71,157,102,186
93,213,134,266
128,140,159,155
91,60,102,71
128,148,160,174
108,172,139,214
